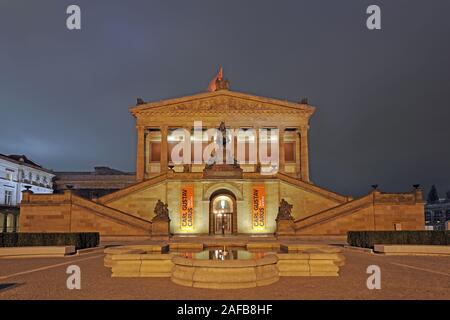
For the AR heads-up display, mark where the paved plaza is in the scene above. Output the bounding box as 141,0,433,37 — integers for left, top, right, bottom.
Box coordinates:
0,246,449,300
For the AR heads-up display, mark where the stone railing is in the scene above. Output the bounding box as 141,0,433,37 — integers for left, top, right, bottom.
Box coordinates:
104,243,346,288
276,172,349,203
98,173,168,204
294,194,373,230
276,244,345,276
24,192,69,204
73,194,152,231
374,192,417,204
21,190,152,233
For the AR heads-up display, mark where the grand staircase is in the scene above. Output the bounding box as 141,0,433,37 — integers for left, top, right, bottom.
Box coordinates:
72,194,152,233
294,194,373,233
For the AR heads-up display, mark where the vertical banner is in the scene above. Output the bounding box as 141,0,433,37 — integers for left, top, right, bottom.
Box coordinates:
180,186,194,231
252,186,266,230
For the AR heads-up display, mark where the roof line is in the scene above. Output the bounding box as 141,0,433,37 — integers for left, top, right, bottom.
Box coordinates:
129,90,315,114
0,154,53,174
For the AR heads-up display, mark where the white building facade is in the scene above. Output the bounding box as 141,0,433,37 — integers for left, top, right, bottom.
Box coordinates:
425,199,450,231
0,154,54,232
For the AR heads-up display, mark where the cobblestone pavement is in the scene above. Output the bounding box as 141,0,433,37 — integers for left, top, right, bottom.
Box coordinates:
0,249,449,300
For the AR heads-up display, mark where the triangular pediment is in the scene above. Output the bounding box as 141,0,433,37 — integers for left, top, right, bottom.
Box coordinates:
129,90,315,118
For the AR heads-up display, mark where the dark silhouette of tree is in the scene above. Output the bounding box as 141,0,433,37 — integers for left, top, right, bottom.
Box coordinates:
427,185,439,203
446,190,450,200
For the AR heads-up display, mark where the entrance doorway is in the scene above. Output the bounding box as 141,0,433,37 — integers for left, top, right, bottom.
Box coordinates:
209,190,237,235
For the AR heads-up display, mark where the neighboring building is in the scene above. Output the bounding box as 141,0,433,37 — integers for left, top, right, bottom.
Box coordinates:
425,198,450,230
0,154,54,232
19,73,425,239
54,166,136,199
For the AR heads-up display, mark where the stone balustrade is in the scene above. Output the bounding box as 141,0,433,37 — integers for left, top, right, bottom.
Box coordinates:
104,245,171,277
104,243,346,288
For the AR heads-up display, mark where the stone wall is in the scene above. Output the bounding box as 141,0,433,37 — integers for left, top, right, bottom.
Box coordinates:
19,191,151,237
18,177,425,238
92,175,349,235
279,181,343,220
98,177,344,235
105,181,167,221
294,190,425,235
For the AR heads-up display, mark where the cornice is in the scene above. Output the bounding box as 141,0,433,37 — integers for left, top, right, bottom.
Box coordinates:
129,90,315,118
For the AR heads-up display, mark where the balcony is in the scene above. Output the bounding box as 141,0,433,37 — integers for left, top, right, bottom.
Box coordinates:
0,202,18,209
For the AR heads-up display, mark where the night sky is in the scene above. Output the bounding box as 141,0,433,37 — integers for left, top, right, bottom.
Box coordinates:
1,0,449,197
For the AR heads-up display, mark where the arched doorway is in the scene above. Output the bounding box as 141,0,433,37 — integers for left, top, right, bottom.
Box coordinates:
209,189,237,235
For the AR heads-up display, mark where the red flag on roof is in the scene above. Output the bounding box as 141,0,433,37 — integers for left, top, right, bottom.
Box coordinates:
207,67,223,92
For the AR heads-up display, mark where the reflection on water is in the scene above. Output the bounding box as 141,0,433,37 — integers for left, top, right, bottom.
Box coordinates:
179,247,268,260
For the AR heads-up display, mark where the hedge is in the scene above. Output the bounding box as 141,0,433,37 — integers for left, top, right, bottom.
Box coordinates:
0,233,99,249
347,231,450,248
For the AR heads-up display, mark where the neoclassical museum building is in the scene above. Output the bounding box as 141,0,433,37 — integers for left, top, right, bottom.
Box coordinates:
19,73,425,239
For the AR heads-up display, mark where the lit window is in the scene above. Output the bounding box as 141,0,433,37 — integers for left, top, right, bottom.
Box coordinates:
4,190,12,206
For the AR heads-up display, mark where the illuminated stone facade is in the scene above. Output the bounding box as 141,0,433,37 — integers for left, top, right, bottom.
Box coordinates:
19,83,425,238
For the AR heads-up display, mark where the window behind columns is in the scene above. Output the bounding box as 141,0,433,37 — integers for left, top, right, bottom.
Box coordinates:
284,128,296,162
147,128,161,162
168,127,190,163
190,128,207,162
237,127,256,163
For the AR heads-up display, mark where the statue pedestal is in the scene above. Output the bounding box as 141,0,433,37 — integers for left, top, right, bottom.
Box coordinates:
275,218,296,237
151,217,171,240
203,163,243,179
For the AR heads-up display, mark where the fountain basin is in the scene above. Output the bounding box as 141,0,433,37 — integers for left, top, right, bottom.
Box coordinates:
104,244,170,274
110,253,175,277
103,243,346,285
275,252,345,276
171,254,279,289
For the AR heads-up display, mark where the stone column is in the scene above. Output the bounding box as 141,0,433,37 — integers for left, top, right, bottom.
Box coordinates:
160,125,168,173
136,125,146,181
278,126,285,173
295,128,301,178
233,128,238,165
255,126,260,171
300,126,310,182
183,126,192,171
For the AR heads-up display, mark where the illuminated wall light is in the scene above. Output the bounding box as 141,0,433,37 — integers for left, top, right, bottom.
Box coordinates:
253,225,266,232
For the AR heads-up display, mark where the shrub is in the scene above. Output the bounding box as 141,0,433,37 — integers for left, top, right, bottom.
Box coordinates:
0,232,99,249
347,231,450,248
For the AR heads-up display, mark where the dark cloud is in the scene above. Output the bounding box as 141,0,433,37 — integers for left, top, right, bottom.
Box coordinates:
1,0,449,197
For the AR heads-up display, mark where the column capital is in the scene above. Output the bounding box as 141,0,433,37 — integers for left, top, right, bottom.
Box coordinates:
299,125,309,132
